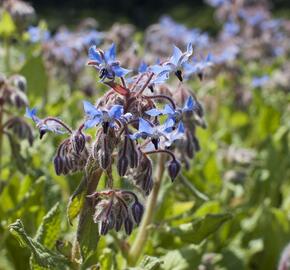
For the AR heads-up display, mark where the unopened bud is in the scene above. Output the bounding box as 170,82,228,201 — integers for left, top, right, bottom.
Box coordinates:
117,155,129,176
168,159,181,182
131,201,144,225
124,217,133,235
53,155,63,175
72,131,86,154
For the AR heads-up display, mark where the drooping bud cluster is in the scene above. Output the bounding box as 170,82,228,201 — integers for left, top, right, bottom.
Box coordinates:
88,190,144,235
0,74,34,165
26,42,208,236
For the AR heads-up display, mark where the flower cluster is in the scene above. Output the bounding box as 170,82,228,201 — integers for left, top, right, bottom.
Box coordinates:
27,42,207,235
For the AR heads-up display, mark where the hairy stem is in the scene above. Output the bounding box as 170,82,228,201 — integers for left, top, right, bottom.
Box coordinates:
128,154,165,265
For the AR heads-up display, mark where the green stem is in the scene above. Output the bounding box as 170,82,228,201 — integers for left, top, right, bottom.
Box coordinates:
128,154,165,266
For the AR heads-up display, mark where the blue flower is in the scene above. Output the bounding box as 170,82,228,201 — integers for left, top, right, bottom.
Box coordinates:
223,21,240,37
83,101,124,131
145,96,197,120
252,75,269,88
146,96,197,129
149,43,193,81
88,43,131,81
164,122,185,147
130,118,171,149
25,108,66,138
27,26,50,43
138,61,148,73
183,54,213,79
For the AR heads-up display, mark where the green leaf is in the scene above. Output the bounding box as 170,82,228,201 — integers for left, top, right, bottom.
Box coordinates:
126,256,162,270
0,11,16,37
34,203,61,249
161,246,201,270
76,204,99,262
166,213,232,244
20,56,48,99
9,220,68,269
67,178,86,225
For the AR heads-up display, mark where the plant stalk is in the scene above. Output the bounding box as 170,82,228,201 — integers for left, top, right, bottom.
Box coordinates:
128,154,165,266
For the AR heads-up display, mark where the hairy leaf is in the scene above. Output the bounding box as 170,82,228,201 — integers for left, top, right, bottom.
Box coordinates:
9,220,68,269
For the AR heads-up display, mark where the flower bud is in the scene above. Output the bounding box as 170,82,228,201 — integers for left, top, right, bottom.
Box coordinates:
53,155,64,175
124,217,133,235
117,155,129,176
72,130,86,154
99,219,110,235
131,201,144,225
168,159,181,182
115,215,123,232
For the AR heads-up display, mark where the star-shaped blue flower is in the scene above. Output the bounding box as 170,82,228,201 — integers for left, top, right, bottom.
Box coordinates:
183,54,213,79
149,43,193,81
83,101,124,131
145,96,197,128
130,118,172,149
25,108,66,138
88,43,131,81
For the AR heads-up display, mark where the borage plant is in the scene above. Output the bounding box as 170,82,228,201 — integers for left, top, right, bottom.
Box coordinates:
26,42,208,267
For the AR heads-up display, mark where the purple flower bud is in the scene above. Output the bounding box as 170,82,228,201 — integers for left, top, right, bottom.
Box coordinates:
99,218,110,235
115,215,123,232
124,216,133,235
53,155,64,175
168,159,181,181
131,201,144,225
117,155,129,176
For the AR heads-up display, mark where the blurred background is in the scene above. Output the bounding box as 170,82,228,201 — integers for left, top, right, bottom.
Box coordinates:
29,0,290,29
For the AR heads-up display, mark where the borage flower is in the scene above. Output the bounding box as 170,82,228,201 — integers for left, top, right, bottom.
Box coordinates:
183,54,213,80
150,43,193,82
130,118,173,149
83,101,124,133
145,96,197,128
88,43,131,81
25,108,68,139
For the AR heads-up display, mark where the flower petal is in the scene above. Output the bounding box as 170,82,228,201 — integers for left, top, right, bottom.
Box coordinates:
104,43,116,63
88,46,103,64
145,108,162,117
138,118,154,135
108,105,124,119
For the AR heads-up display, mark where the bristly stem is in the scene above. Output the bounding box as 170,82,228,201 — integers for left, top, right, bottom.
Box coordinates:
128,153,165,266
136,73,154,96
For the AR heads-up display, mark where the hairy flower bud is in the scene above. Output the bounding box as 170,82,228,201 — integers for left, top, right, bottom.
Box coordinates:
117,155,129,176
72,130,86,154
53,155,64,175
124,216,133,235
167,159,181,181
131,201,144,225
99,218,110,235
